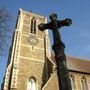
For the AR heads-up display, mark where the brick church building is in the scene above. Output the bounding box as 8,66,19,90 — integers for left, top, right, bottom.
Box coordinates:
1,9,90,90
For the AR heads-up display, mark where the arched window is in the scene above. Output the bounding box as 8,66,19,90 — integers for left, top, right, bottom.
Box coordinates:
30,17,36,34
31,19,33,33
81,76,88,90
27,77,36,90
70,75,76,89
34,19,36,34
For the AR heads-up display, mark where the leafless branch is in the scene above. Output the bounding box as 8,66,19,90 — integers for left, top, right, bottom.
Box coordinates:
0,7,12,55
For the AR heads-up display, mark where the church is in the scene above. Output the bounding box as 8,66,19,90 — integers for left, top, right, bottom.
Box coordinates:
1,9,90,90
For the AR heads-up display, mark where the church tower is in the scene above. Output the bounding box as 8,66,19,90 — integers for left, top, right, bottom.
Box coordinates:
2,9,51,90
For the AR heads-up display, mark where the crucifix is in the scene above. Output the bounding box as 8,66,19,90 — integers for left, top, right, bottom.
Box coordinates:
38,13,72,90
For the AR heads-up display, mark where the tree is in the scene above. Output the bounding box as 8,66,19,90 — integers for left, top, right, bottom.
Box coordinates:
0,7,12,55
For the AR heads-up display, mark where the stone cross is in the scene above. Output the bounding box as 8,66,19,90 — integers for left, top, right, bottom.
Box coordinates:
38,13,72,90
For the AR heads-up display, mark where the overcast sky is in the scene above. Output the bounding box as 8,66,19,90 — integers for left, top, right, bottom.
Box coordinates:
0,0,90,87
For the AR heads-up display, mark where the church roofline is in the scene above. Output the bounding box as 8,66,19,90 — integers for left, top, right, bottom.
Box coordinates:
50,53,90,74
68,69,90,75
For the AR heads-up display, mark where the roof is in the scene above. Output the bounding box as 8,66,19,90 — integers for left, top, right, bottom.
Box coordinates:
50,53,90,74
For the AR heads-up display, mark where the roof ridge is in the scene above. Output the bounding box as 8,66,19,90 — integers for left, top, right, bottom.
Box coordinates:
42,72,56,90
66,56,90,62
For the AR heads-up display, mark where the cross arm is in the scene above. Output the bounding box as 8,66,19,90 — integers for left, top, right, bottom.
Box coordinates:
58,18,72,28
38,22,51,31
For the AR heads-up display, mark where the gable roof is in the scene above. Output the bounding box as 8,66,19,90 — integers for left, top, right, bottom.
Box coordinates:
50,53,90,74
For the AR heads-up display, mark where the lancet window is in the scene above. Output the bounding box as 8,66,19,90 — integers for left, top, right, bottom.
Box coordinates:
70,75,76,89
27,77,36,90
81,76,88,90
30,17,36,34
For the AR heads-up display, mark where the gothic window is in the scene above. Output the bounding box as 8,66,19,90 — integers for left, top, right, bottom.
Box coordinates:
34,19,36,34
81,76,88,90
31,19,33,33
27,77,36,90
30,17,36,34
70,75,76,89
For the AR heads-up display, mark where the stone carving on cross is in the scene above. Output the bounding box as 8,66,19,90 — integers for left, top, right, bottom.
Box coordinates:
38,13,72,47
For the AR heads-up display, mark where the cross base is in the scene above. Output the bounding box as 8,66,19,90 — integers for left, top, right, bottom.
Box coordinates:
52,41,72,90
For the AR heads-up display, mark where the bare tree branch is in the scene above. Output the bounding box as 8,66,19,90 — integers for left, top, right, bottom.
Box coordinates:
0,7,12,55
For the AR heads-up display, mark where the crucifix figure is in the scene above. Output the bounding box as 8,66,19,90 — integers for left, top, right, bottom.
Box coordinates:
38,13,72,90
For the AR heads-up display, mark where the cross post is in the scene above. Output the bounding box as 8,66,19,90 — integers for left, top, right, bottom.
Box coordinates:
38,13,72,90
